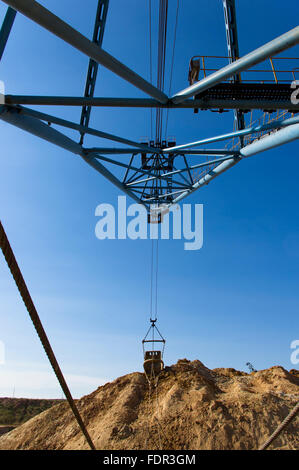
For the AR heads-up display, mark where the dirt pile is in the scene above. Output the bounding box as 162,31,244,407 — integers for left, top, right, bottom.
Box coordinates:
0,359,298,450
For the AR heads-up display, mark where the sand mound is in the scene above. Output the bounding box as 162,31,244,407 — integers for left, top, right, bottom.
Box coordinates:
0,359,298,450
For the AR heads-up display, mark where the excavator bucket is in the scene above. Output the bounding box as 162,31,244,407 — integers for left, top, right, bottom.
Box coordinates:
142,319,165,381
143,350,164,379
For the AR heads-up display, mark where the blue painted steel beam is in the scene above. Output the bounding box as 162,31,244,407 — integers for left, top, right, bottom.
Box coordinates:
169,123,299,206
15,105,157,153
5,96,299,111
85,148,148,154
126,155,235,187
2,0,168,103
222,0,245,143
81,155,148,208
172,26,299,103
178,150,240,155
0,105,146,207
239,123,299,157
169,161,194,187
80,0,109,144
0,6,16,60
0,106,82,154
84,147,238,155
128,184,190,191
163,115,299,152
145,189,188,201
123,154,135,184
92,153,177,183
222,0,240,80
169,156,240,204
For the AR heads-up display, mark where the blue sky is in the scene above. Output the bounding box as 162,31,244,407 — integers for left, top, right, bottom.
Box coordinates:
0,0,298,398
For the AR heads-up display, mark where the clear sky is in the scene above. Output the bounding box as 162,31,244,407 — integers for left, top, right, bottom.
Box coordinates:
0,0,298,398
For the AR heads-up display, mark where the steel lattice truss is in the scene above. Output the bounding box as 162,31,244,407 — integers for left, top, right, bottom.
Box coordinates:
0,0,299,214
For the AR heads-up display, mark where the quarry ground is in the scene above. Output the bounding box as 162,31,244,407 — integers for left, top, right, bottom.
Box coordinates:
0,359,298,450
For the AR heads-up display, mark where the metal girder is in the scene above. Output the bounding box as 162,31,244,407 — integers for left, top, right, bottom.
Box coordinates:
0,6,16,60
222,0,240,79
162,115,299,152
182,154,194,185
0,107,180,202
5,95,299,111
127,172,189,188
168,123,299,206
171,26,299,103
0,105,146,206
126,155,235,187
239,122,299,157
129,183,190,190
175,150,239,155
84,148,148,154
171,156,240,203
84,147,238,155
15,105,157,153
81,156,147,208
1,2,298,209
2,0,168,103
145,189,188,201
222,0,245,142
0,107,82,154
80,0,109,144
92,153,177,182
123,154,135,184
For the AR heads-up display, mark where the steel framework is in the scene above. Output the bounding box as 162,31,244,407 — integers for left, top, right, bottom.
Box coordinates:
0,0,298,211
222,0,245,143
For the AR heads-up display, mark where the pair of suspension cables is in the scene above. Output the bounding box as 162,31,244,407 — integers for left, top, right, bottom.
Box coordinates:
147,0,179,326
148,0,180,142
149,237,159,322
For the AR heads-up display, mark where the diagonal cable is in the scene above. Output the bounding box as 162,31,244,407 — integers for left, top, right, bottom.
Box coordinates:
0,220,96,451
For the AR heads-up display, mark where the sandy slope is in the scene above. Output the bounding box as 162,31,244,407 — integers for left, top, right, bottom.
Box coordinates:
0,359,298,450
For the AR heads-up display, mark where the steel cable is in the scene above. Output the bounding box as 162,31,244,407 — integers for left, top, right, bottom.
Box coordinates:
258,401,299,450
155,0,168,142
0,220,96,451
165,0,179,138
148,0,153,140
149,237,154,319
155,237,159,319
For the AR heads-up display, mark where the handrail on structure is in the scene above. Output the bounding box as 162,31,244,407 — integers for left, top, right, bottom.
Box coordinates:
225,109,296,151
188,55,299,85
